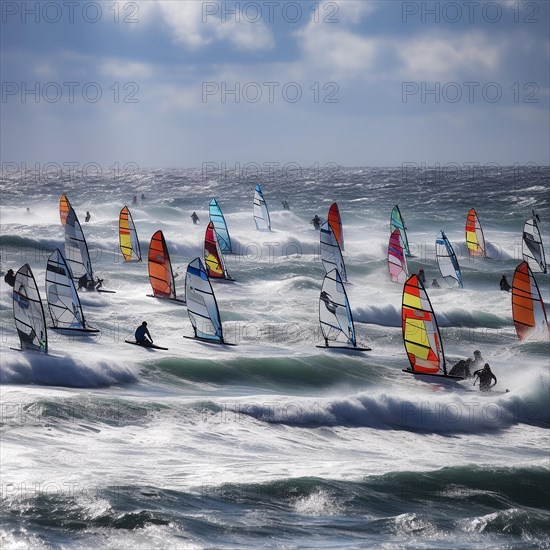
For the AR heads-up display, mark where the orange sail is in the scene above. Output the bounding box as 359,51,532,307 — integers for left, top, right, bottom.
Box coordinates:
402,274,445,374
59,194,72,226
148,230,176,299
328,202,344,252
465,208,485,256
512,261,549,340
204,222,231,280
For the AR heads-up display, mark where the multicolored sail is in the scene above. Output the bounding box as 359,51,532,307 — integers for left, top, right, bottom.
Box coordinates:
148,230,178,300
390,205,411,256
64,208,94,282
402,274,446,375
388,228,408,283
436,231,463,288
328,202,344,252
209,198,232,253
522,217,546,274
13,264,48,353
465,208,486,257
319,268,356,347
204,222,232,280
119,206,142,262
253,184,271,231
59,194,72,226
320,221,347,282
46,249,97,332
512,261,549,341
185,257,224,343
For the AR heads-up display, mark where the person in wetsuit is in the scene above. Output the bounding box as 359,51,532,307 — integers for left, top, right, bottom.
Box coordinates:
310,215,321,230
191,212,200,225
500,275,511,292
4,269,16,287
473,363,497,391
449,350,484,378
135,321,153,345
431,278,440,288
85,211,91,222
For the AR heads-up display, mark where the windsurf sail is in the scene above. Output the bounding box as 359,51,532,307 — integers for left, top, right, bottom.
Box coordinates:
465,208,486,257
320,221,347,282
319,268,356,347
119,206,142,262
148,230,177,299
204,222,232,280
253,184,271,231
59,194,72,226
46,249,93,331
402,274,446,374
388,228,408,283
522,217,546,274
328,202,344,252
64,208,94,282
512,261,549,341
436,231,463,288
13,264,48,353
390,205,411,256
185,257,224,343
209,198,232,253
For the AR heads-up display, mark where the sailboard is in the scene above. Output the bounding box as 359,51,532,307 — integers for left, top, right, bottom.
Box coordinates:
204,222,233,281
390,205,411,256
45,249,99,333
317,268,370,350
466,208,486,257
253,184,271,231
511,261,549,341
436,231,463,288
320,221,347,283
119,206,142,262
59,194,72,226
64,208,94,282
401,274,463,380
388,228,408,283
185,257,227,344
124,340,168,350
328,202,344,252
12,264,48,353
148,230,185,304
209,198,232,253
522,217,547,274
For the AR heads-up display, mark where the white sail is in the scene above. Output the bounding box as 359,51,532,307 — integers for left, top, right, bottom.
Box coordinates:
319,268,356,347
65,208,94,282
436,231,463,288
185,258,224,343
320,221,347,282
253,184,271,231
13,264,48,353
46,249,94,331
522,218,546,274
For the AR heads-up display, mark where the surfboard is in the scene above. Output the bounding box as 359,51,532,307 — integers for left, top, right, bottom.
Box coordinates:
124,339,168,350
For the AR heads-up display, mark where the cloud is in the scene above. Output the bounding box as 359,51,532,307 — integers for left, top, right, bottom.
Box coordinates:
135,0,274,51
100,60,154,79
397,32,503,80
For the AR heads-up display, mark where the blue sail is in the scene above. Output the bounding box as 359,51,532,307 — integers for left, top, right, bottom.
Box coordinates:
436,231,463,288
209,198,232,253
390,205,411,256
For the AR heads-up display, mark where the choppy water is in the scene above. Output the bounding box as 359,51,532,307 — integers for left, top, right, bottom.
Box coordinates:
1,166,549,548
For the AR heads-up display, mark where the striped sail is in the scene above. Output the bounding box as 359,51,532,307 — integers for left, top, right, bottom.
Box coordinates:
388,228,408,283
13,264,48,353
522,218,546,274
209,198,232,253
119,206,142,262
65,208,94,282
402,274,445,374
148,230,177,299
320,221,347,282
390,205,411,256
465,208,485,257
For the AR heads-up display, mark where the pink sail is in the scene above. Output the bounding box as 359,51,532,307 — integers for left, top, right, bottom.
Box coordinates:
388,228,408,283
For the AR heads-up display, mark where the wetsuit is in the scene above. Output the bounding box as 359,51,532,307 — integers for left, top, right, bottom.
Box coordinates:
135,325,152,344
4,270,15,287
474,368,497,391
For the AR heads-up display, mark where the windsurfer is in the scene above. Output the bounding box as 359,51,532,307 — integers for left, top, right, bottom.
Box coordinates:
85,211,91,222
78,274,103,291
418,268,426,285
449,350,483,378
135,321,153,345
311,215,321,230
4,269,16,287
431,278,440,288
191,212,200,225
500,275,511,292
473,363,497,391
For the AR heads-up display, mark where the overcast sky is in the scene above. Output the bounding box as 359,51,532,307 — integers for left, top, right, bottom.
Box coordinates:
1,0,549,168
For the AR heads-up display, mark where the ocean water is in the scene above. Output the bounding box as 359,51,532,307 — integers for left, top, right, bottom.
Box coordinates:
0,166,549,549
